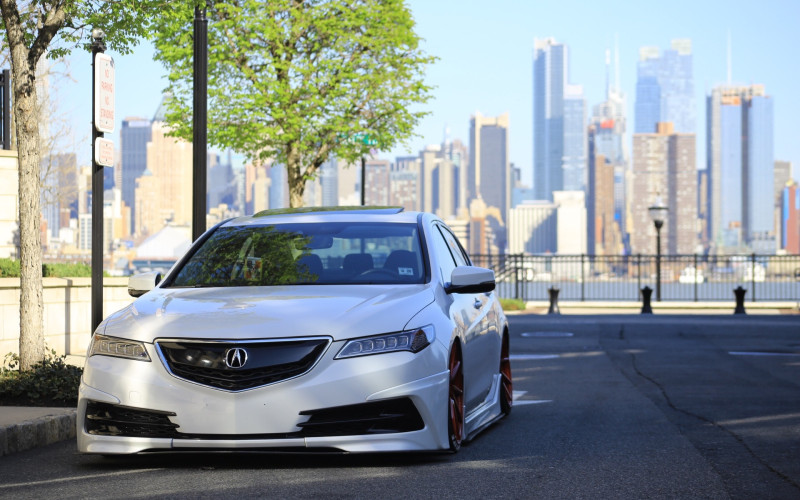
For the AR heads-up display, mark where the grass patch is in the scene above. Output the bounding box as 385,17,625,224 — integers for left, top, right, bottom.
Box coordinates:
500,298,526,311
0,350,81,407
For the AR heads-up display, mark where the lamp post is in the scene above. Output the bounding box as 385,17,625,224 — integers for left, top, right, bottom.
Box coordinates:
192,5,208,241
90,28,106,333
648,199,668,301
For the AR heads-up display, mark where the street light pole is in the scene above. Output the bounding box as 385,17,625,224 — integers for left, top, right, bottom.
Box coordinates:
360,156,366,206
192,5,208,241
90,29,106,333
648,199,668,302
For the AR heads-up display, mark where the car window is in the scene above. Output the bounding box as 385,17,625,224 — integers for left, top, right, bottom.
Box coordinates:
168,222,425,287
430,226,457,284
437,225,469,267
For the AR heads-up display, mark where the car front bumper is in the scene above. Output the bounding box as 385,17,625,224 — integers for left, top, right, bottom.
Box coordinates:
77,339,450,454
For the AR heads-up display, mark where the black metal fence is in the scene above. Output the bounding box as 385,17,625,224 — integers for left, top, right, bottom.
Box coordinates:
470,254,800,303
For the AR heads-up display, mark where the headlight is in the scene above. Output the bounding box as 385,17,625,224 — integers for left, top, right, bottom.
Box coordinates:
89,334,151,362
335,326,434,359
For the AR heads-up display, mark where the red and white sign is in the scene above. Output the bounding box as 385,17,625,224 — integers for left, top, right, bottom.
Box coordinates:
94,53,115,133
95,137,114,167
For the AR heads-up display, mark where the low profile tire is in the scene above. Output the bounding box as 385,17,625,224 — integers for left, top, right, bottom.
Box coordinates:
448,342,465,452
500,332,513,416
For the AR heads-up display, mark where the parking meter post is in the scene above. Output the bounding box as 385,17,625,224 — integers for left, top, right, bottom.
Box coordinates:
640,286,653,314
547,287,560,315
734,286,747,315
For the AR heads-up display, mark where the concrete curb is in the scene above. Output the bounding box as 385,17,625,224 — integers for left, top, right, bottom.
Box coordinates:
0,410,76,456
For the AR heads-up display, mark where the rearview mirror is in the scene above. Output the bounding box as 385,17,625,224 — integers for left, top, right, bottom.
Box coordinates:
128,272,162,298
445,266,495,294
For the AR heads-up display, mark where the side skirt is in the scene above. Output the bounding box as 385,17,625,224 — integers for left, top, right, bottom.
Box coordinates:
464,373,504,442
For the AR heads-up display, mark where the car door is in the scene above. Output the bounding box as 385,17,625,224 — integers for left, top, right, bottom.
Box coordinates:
434,223,498,413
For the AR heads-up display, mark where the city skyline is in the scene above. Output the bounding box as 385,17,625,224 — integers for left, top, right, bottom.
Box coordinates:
53,0,799,182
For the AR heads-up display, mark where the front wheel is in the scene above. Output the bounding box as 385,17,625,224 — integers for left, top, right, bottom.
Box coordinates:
500,332,513,415
448,342,465,452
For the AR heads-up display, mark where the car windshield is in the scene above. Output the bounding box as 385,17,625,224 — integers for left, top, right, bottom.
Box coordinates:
168,222,426,287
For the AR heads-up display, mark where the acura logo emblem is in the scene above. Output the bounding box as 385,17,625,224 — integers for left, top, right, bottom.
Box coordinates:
225,347,248,369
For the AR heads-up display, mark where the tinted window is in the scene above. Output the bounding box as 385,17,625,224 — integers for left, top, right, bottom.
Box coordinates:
169,223,425,287
429,226,457,284
438,225,469,267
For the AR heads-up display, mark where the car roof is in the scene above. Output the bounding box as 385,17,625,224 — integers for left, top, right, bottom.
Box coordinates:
222,206,429,227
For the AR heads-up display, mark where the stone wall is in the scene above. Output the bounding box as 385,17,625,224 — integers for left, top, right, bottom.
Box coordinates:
0,277,134,358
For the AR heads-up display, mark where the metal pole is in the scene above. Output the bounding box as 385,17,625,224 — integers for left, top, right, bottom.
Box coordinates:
192,6,208,241
655,221,663,301
751,252,756,302
360,156,366,206
91,31,106,334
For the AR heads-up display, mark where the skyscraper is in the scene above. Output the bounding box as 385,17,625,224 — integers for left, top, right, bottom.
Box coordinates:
469,112,510,250
533,38,566,200
120,117,152,235
635,39,695,134
706,84,774,253
631,123,697,255
563,85,587,192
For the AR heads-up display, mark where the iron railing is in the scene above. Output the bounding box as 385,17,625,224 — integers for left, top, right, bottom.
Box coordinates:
470,254,800,302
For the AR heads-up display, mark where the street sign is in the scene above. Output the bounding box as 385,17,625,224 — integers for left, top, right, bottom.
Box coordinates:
94,53,115,133
339,132,379,147
94,137,114,167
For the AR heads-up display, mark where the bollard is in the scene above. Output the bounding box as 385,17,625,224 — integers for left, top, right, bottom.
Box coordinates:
734,286,747,315
547,287,560,315
640,286,653,314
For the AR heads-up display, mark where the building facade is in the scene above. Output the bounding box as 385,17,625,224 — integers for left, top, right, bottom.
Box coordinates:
635,39,695,134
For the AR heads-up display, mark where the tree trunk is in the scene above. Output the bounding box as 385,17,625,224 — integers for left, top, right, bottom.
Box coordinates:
286,145,305,208
5,20,45,370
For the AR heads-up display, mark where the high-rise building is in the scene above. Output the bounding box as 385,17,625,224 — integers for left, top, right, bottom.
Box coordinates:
469,112,510,250
563,85,587,192
390,156,421,211
135,119,193,237
781,181,799,253
364,158,390,206
774,160,792,248
120,117,152,235
533,38,566,201
319,158,338,207
630,122,697,255
554,191,587,254
588,49,627,255
508,200,557,254
706,84,774,253
635,39,694,134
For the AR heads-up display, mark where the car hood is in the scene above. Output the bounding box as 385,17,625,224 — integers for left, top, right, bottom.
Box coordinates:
101,284,436,343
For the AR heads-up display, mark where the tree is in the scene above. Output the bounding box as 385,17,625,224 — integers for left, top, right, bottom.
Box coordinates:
0,1,163,370
153,0,435,207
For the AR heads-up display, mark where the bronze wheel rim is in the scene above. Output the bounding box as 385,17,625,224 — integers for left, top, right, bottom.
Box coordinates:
449,345,464,450
500,333,513,414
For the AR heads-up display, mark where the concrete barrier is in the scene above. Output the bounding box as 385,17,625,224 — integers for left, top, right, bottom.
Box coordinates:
0,277,134,357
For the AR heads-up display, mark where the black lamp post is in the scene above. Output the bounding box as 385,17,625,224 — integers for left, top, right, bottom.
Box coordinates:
648,199,668,301
90,28,106,333
192,5,208,241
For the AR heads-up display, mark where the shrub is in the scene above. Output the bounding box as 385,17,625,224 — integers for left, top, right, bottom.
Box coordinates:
0,258,96,278
500,298,526,311
0,350,82,407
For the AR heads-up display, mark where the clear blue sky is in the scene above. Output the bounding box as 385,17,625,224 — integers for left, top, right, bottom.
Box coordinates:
63,0,800,184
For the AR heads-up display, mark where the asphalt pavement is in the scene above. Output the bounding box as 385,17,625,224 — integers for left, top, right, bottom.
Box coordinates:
0,313,798,499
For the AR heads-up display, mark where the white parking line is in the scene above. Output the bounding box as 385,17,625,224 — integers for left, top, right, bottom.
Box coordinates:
510,354,560,361
0,469,163,490
521,332,574,338
729,351,800,357
512,390,553,406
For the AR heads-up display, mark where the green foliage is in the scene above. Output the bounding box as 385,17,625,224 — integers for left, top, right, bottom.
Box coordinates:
0,349,82,406
152,0,436,205
0,258,98,277
500,298,527,311
0,0,169,60
0,257,20,277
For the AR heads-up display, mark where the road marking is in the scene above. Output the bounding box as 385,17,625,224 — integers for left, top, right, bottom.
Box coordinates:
521,332,574,338
512,390,552,406
0,469,162,490
510,354,560,361
729,351,800,357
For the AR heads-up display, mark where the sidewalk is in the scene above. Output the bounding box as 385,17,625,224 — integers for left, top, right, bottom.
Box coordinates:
519,300,800,315
0,407,76,456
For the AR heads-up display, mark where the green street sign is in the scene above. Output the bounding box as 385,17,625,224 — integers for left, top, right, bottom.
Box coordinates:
339,132,379,147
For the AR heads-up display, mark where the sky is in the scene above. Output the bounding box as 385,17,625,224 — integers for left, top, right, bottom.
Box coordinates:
60,0,800,186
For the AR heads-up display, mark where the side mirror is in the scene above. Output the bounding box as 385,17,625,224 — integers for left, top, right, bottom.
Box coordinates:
445,266,495,294
128,272,162,298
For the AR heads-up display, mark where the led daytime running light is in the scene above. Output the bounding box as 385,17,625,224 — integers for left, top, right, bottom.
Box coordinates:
336,327,433,359
90,334,151,361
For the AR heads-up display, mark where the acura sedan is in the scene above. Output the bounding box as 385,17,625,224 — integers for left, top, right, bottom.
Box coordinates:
78,207,512,454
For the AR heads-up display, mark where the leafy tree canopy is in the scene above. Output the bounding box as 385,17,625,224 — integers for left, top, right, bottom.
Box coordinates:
153,0,435,207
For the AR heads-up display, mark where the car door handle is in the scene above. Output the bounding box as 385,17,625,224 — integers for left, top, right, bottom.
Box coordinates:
474,298,482,309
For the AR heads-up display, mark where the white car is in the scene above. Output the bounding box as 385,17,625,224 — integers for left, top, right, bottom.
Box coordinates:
77,207,512,454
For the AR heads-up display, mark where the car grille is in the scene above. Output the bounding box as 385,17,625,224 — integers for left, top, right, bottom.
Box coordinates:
156,338,330,391
85,401,179,438
297,398,425,436
84,398,423,440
